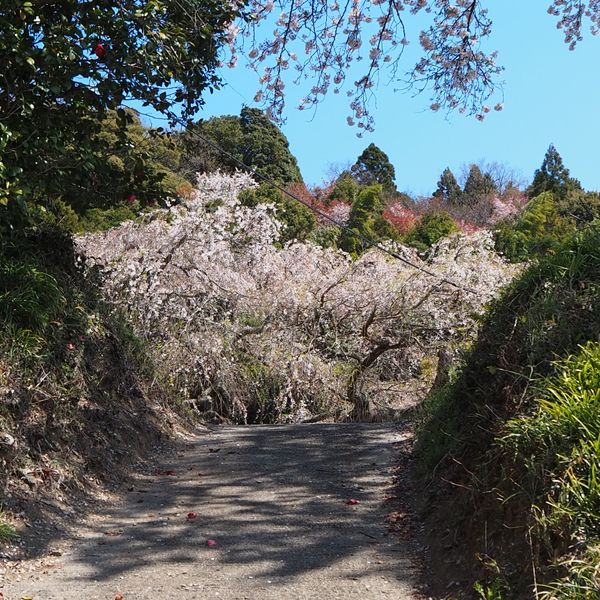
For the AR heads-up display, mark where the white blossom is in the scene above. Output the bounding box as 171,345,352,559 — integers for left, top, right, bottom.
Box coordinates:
78,173,519,423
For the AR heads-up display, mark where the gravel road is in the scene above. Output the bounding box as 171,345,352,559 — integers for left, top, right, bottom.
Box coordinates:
4,423,420,599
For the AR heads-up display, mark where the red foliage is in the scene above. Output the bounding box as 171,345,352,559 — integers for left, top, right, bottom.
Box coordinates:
287,182,318,207
382,203,419,235
286,182,352,225
454,219,482,234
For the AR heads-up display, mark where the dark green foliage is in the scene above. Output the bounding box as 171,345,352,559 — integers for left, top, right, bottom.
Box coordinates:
180,116,244,177
0,110,192,236
459,165,496,223
239,184,315,243
0,0,238,208
0,260,62,334
74,110,189,213
463,164,496,200
328,172,360,204
350,144,397,192
0,218,76,336
528,144,582,200
404,212,458,254
183,108,303,185
338,185,397,256
78,206,138,233
434,167,462,205
308,226,340,249
557,189,600,226
494,191,574,262
240,108,303,184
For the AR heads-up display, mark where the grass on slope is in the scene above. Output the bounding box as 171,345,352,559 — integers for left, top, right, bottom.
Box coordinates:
0,221,186,550
418,222,600,598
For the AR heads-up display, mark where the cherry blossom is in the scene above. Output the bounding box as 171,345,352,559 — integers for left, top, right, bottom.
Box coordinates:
226,0,599,131
78,172,519,422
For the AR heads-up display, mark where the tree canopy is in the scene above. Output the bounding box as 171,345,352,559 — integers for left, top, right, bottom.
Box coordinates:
182,108,303,185
528,144,581,200
463,164,496,202
339,185,397,256
434,168,462,205
0,0,239,209
350,144,396,193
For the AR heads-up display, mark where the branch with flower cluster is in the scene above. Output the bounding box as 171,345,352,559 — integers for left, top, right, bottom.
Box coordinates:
229,0,599,131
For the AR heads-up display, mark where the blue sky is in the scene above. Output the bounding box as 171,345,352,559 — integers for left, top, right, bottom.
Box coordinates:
158,2,598,196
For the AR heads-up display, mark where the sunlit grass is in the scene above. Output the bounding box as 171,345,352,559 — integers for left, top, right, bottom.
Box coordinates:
0,512,18,543
502,342,600,599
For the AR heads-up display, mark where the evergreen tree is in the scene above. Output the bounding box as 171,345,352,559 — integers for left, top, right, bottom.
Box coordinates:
463,164,496,202
240,108,303,184
181,116,245,178
182,108,302,185
350,144,396,192
528,144,581,200
328,171,360,204
405,212,458,254
338,185,397,256
433,167,462,205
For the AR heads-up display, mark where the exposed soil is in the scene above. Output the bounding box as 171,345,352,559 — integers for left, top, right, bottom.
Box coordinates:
2,423,424,600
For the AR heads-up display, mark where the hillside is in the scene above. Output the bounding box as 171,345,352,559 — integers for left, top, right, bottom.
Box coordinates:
419,223,600,598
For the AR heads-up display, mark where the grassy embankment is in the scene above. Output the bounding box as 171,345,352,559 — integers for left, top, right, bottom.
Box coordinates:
419,223,600,598
0,219,188,544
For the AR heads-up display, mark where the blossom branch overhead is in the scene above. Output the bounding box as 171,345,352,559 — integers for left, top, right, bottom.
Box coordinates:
227,0,600,131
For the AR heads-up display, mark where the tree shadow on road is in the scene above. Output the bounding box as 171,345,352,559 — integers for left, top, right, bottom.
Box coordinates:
12,423,420,596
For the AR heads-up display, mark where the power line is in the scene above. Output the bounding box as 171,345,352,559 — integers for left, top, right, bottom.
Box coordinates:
180,122,477,295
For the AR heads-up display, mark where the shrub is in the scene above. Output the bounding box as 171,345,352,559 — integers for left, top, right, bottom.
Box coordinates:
338,184,398,256
404,211,458,254
79,206,138,233
328,172,359,204
0,259,62,333
502,343,600,598
494,191,574,262
308,226,339,249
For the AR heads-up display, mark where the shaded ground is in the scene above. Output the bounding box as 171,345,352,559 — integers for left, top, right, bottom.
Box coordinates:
2,423,421,599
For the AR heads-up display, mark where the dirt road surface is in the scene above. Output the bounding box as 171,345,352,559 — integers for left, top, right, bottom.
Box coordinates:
3,423,421,599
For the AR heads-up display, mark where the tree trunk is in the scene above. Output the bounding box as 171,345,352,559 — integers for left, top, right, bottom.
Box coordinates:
346,339,404,421
347,367,371,421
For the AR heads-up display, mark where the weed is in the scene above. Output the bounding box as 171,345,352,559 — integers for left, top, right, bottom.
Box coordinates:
0,512,18,543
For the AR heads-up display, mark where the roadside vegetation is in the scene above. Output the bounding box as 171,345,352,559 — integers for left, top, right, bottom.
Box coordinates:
418,220,600,598
2,2,600,597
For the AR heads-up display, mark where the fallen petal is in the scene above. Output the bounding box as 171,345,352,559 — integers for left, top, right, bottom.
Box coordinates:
187,512,198,520
345,498,360,506
206,539,218,547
